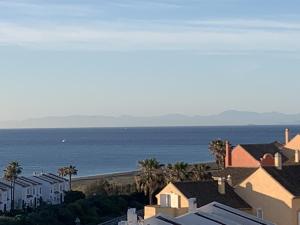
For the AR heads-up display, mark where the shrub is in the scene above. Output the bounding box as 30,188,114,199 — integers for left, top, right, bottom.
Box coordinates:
64,191,86,204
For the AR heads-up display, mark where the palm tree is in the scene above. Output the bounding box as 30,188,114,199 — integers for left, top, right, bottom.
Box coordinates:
165,162,189,183
58,165,78,191
190,164,212,181
208,139,228,169
58,167,67,177
135,158,163,205
4,161,22,210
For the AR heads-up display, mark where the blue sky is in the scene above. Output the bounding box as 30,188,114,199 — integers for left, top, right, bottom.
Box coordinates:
0,0,300,120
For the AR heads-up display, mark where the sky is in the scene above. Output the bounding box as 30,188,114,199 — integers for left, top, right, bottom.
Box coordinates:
1,0,300,121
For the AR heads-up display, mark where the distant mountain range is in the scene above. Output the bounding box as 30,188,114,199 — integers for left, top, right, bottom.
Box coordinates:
1,110,300,128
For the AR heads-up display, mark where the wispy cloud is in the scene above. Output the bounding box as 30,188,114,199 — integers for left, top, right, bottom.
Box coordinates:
0,20,300,53
189,19,300,30
0,0,300,53
0,0,97,17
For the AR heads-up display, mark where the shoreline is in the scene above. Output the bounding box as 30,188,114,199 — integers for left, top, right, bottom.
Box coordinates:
72,161,217,192
73,170,140,182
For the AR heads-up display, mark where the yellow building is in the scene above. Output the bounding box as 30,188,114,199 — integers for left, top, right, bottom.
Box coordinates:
145,129,300,224
144,179,251,219
233,164,300,225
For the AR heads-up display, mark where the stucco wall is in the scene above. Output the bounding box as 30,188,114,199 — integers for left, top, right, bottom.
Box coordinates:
236,167,295,225
286,135,300,150
156,183,188,208
229,145,260,168
144,183,189,219
144,206,188,219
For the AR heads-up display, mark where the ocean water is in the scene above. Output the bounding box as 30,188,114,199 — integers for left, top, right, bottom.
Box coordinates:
0,125,299,176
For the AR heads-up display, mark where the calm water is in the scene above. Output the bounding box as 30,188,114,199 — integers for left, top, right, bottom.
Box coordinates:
0,126,299,176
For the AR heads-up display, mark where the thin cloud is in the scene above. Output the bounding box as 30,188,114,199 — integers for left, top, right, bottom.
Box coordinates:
0,21,300,52
189,19,300,30
0,0,97,17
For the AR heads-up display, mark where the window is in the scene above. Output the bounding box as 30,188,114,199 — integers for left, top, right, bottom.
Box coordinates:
160,194,172,207
256,208,263,219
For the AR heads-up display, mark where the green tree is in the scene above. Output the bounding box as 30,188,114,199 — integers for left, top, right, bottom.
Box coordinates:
165,162,189,183
135,158,163,205
58,165,78,191
4,161,23,210
208,139,228,169
190,164,212,181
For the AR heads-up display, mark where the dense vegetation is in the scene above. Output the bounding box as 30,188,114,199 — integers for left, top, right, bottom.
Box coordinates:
135,159,212,204
0,190,147,225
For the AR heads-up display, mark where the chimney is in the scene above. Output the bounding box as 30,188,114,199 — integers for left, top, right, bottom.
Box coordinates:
285,128,290,145
188,198,197,212
127,208,138,225
218,177,226,195
225,141,232,167
295,150,300,163
227,175,232,186
274,153,282,170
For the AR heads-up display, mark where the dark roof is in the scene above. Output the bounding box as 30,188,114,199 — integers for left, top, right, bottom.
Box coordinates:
212,167,258,186
14,180,30,187
48,173,68,182
172,180,251,209
41,174,63,183
240,142,288,162
18,177,42,186
33,176,56,184
264,165,300,196
0,182,11,189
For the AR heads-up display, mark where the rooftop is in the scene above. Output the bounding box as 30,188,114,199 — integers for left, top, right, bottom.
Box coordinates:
212,167,258,186
239,142,287,162
145,202,274,225
264,165,300,196
172,180,251,209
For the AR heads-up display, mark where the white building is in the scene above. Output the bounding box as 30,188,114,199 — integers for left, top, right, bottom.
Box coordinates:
30,173,69,205
18,176,43,208
119,202,275,225
1,177,42,210
0,182,11,212
0,172,69,211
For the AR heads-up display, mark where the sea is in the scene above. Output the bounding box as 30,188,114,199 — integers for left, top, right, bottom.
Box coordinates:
0,125,299,177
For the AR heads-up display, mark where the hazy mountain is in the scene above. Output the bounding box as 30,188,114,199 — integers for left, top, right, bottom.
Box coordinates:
1,110,300,128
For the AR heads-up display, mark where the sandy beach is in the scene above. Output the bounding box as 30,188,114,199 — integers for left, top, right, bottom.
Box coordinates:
72,170,140,192
72,161,218,192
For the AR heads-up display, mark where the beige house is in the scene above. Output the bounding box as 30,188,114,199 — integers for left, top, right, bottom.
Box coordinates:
144,179,251,219
233,164,300,225
213,129,300,225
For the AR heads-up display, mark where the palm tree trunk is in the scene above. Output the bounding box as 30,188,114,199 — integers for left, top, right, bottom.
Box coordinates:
69,174,72,191
149,191,153,205
10,181,13,210
12,180,15,210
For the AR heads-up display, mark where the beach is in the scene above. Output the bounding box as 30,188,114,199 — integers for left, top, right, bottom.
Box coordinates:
72,161,218,192
72,170,140,192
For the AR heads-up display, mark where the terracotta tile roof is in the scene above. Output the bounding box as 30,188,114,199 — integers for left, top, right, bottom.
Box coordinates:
172,180,251,209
